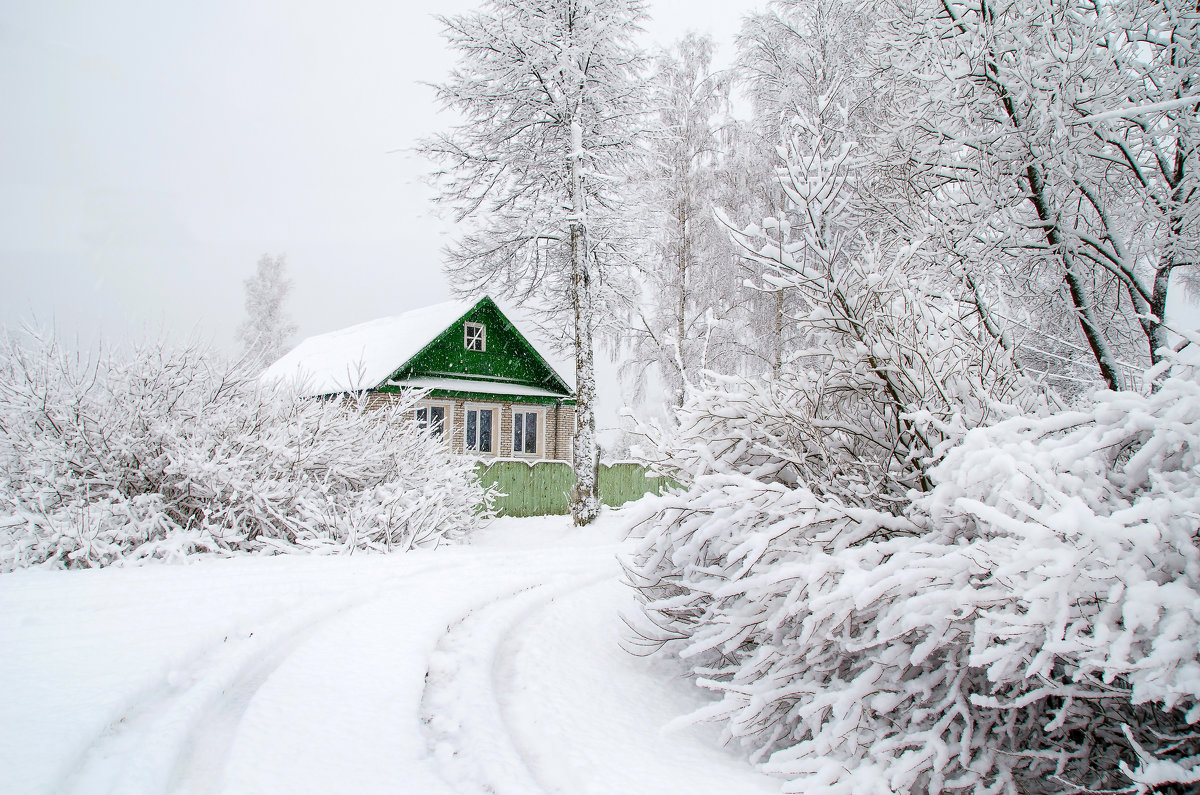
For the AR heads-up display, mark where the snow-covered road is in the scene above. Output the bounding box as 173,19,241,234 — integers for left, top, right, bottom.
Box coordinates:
1,512,782,794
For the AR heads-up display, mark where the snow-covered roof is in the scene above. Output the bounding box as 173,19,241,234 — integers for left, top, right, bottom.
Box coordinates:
392,376,571,399
262,299,476,396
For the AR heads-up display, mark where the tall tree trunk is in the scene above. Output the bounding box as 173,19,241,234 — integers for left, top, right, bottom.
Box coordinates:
941,0,1124,391
1148,130,1189,377
569,118,600,526
773,288,784,380
675,201,688,408
1022,163,1123,391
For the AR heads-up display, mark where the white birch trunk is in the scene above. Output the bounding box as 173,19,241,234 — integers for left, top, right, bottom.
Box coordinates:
568,117,599,525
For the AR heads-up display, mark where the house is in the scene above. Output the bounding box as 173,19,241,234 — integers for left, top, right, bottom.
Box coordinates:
263,296,576,461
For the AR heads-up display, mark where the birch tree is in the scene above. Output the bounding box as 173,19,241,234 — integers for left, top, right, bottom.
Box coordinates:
737,0,881,138
624,34,739,408
423,0,647,525
731,0,892,378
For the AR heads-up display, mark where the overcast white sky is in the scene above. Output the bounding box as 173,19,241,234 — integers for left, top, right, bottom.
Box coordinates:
0,0,759,352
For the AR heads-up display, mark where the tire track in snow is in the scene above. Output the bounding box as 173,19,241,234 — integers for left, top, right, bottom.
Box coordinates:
54,564,446,795
41,536,771,794
491,578,785,795
419,572,612,795
203,556,607,794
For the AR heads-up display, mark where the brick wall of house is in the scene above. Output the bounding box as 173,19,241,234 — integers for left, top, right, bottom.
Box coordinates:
364,392,575,462
547,402,575,461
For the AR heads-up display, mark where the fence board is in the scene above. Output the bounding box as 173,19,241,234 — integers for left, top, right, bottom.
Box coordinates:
598,463,673,508
476,460,671,517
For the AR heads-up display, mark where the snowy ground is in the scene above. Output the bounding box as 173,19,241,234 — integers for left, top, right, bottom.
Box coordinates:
1,509,782,794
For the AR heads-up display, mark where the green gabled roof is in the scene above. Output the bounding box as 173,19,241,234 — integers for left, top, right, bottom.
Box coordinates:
380,296,573,399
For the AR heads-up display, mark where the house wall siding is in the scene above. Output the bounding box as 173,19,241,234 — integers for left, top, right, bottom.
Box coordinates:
365,392,575,462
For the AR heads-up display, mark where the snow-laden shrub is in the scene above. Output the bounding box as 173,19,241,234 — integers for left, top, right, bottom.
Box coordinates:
624,347,1200,793
625,98,1200,792
0,331,494,570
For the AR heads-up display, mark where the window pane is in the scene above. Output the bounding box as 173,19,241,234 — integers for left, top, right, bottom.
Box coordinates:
525,412,537,453
466,410,477,449
479,409,492,453
431,406,445,438
465,323,485,351
513,412,523,453
416,407,428,429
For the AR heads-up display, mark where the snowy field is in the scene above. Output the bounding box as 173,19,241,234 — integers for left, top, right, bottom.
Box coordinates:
1,509,782,795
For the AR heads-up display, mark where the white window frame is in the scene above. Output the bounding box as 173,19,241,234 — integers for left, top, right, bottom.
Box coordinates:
464,322,486,352
415,401,453,444
462,402,500,456
510,406,545,458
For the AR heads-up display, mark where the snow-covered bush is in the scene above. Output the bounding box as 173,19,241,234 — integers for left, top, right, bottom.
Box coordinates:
623,100,1040,667
625,346,1200,792
624,93,1200,791
0,331,494,570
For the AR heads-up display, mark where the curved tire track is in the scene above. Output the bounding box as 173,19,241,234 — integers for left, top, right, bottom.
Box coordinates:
419,572,612,795
55,564,447,795
43,541,767,795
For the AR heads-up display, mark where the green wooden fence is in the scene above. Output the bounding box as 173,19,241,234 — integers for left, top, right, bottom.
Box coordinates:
475,461,673,517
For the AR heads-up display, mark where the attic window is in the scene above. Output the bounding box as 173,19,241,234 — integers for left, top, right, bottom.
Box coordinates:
464,322,486,352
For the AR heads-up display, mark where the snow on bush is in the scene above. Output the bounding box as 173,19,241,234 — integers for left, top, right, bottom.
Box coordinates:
623,101,1200,792
624,347,1200,793
0,331,494,570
